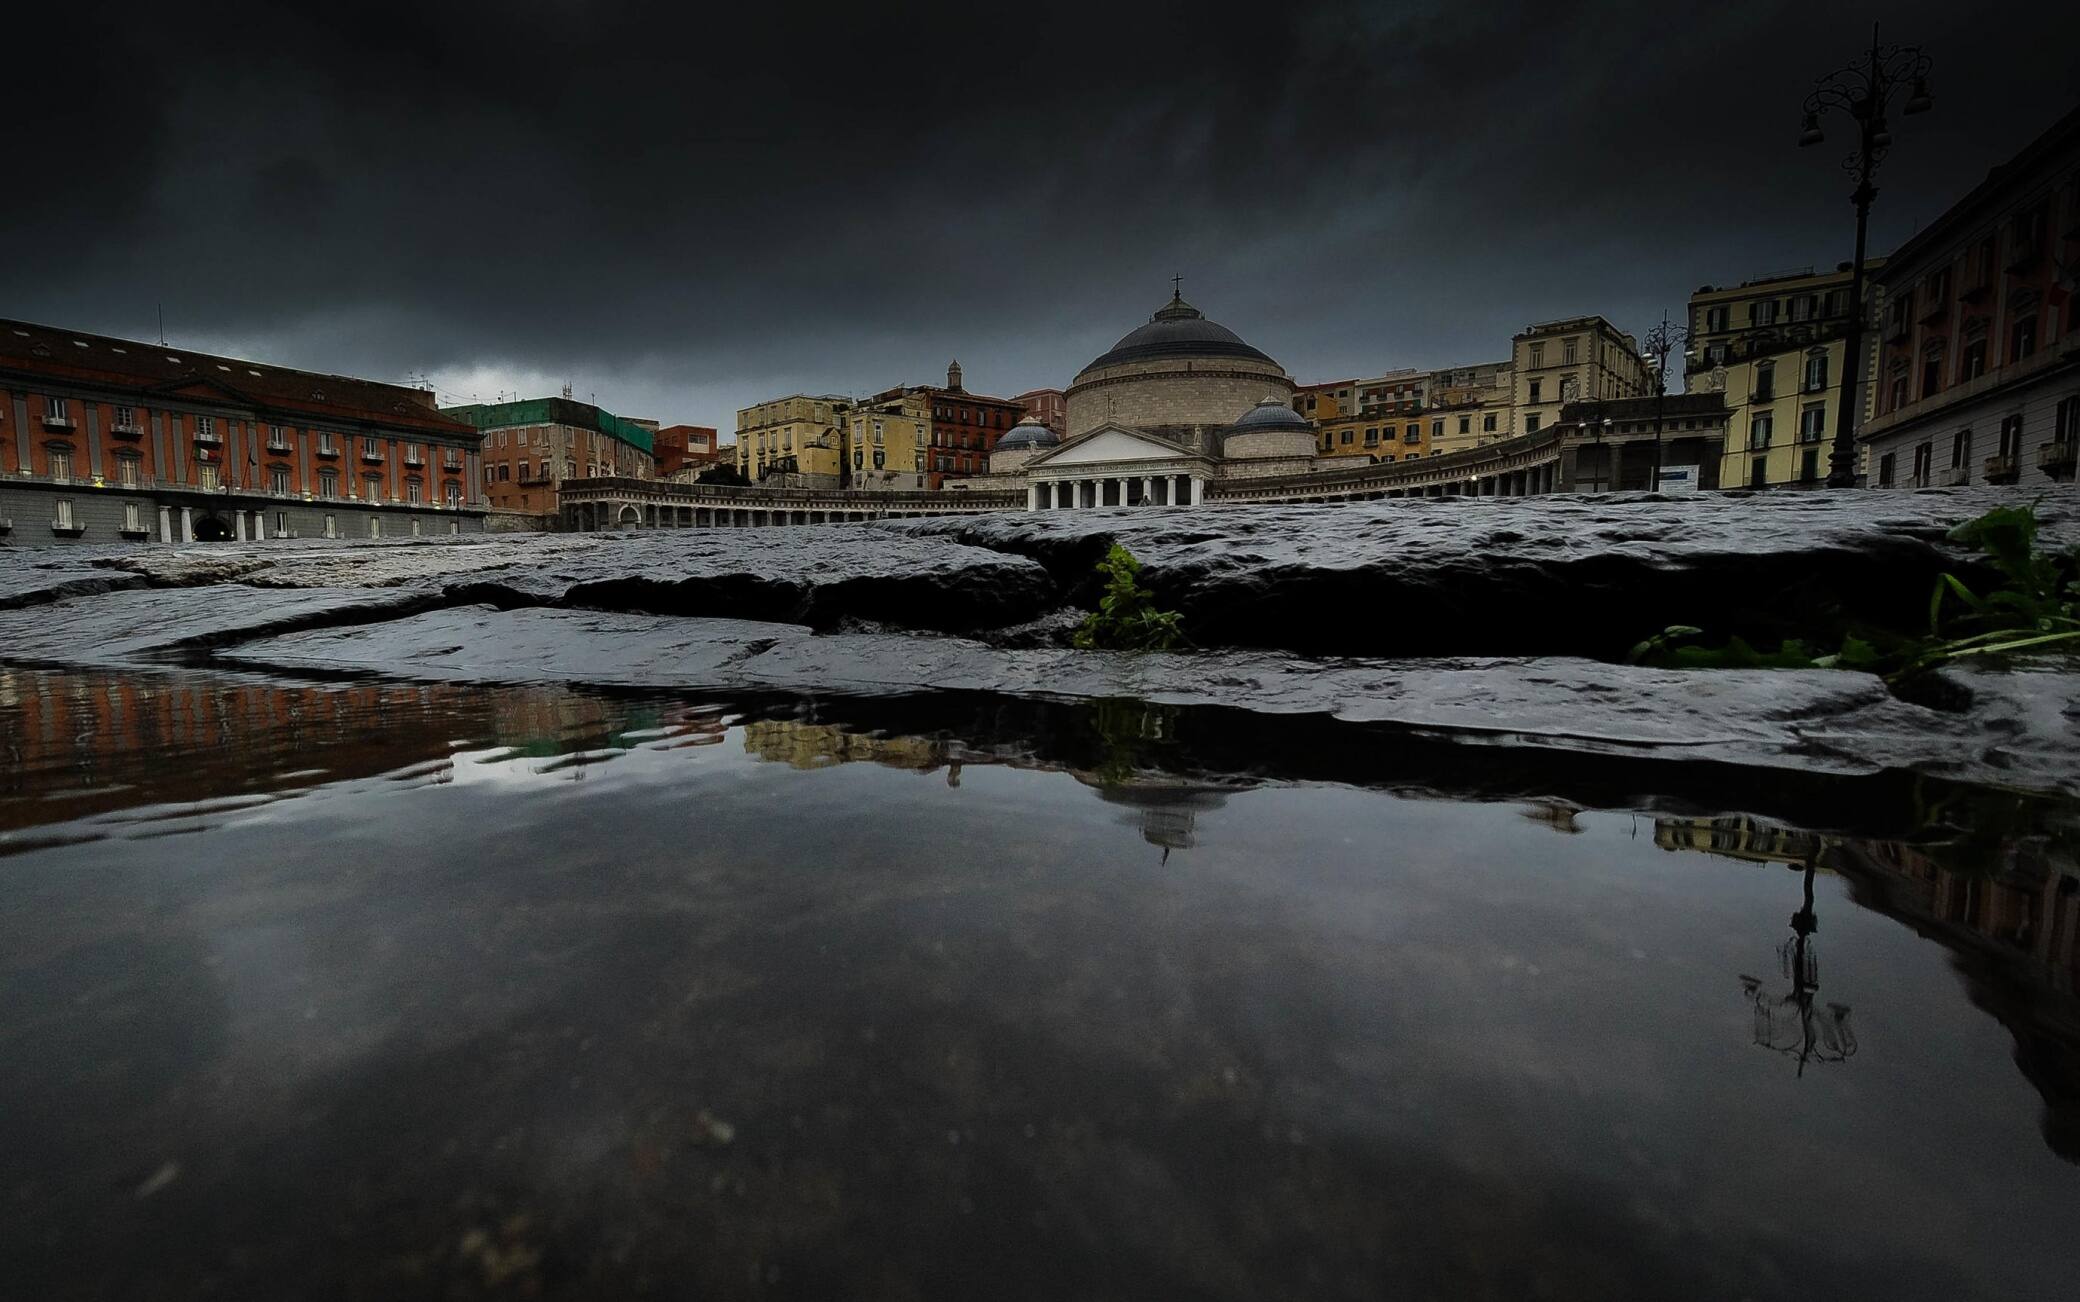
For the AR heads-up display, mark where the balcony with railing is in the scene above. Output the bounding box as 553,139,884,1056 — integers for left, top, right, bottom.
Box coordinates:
2038,440,2077,479
41,410,75,430
192,427,221,446
1937,466,1970,487
109,420,144,441
1983,452,2020,484
360,445,385,463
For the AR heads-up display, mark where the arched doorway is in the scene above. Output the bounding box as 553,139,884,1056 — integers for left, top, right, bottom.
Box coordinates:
193,513,232,542
617,505,641,528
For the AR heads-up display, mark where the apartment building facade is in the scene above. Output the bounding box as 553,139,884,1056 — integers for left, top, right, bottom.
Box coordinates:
0,319,484,544
1688,264,1883,489
1858,106,2080,491
445,397,656,516
1511,317,1650,435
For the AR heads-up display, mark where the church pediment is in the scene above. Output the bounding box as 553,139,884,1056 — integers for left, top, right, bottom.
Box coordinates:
1029,423,1201,468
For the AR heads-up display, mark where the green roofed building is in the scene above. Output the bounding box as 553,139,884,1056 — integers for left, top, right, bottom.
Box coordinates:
442,396,657,518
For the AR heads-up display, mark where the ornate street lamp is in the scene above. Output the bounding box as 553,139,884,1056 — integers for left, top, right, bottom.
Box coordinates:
1800,24,1933,488
1739,855,1858,1076
1641,314,1689,491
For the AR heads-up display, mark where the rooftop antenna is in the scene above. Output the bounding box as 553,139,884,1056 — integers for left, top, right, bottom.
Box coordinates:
157,303,164,346
562,380,573,399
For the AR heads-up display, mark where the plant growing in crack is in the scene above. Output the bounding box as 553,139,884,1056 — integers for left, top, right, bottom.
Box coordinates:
1073,544,1187,652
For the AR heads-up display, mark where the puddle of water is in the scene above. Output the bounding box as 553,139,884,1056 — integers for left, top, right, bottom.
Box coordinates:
0,665,2076,1301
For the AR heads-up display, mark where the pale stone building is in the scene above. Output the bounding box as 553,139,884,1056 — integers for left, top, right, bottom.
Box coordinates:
1426,360,1516,454
1063,292,1295,438
1511,317,1650,435
734,394,851,487
1019,293,1319,509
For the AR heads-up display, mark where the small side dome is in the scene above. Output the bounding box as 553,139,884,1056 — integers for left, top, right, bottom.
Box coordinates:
996,415,1061,451
1230,396,1310,430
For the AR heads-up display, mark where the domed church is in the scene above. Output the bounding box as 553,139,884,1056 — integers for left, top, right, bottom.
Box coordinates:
995,289,1320,509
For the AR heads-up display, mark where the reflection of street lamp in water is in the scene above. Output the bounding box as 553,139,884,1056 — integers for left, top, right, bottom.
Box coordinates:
1739,859,1857,1076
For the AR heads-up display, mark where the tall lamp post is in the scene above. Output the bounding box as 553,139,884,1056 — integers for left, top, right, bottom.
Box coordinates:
1641,313,1688,492
1800,24,1933,488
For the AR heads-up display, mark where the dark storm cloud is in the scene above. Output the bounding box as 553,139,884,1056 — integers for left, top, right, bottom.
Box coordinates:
8,1,2079,426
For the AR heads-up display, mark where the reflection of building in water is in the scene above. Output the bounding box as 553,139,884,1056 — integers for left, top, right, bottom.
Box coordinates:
1660,812,2080,1160
1084,781,1231,855
739,720,956,776
0,668,495,832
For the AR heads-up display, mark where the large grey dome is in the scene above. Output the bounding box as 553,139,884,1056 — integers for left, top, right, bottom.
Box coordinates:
1081,293,1276,373
995,416,1061,451
1230,396,1310,430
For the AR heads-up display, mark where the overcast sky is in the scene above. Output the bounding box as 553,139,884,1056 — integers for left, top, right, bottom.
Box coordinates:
9,2,2078,434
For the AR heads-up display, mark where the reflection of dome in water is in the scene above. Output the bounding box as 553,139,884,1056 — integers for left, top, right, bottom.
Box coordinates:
1087,782,1234,853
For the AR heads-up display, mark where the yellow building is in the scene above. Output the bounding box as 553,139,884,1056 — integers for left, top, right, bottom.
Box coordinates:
1686,263,1884,489
1425,360,1515,454
1296,371,1427,462
734,394,851,485
844,390,930,489
1512,317,1650,434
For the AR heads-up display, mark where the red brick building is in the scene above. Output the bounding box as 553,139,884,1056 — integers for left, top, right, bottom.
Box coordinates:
908,361,1023,488
1014,387,1067,437
0,318,484,543
654,424,723,477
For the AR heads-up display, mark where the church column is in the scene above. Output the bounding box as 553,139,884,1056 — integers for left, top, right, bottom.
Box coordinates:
1140,476,1153,506
157,505,173,543
179,506,194,542
1189,476,1205,506
1027,482,1040,512
233,512,247,541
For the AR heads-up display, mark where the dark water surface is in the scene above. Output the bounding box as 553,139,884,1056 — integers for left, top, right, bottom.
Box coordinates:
2,666,2077,1301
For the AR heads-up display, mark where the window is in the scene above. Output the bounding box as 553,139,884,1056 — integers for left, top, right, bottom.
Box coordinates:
872,448,886,469
55,498,75,528
1363,427,1379,446
1878,452,1896,487
319,471,339,498
1754,360,1776,402
123,501,141,532
1889,375,1909,410
1960,338,1988,381
1458,416,1471,435
1803,352,1828,392
269,425,287,448
1751,299,1778,325
1998,413,2024,461
1404,424,1420,443
1749,413,1774,450
1482,413,1497,432
2009,315,2037,363
45,395,71,423
1529,379,1542,403
1790,295,1816,323
1431,419,1444,438
199,463,219,491
323,514,337,538
1950,429,1972,469
369,517,382,538
318,432,336,454
196,415,216,440
1529,343,1545,368
49,448,72,481
1749,458,1768,488
406,480,422,504
1524,413,1542,433
113,405,136,429
271,467,290,494
1563,337,1579,366
1799,449,1820,482
2058,396,2079,446
1704,305,1729,332
1339,429,1353,445
117,457,139,488
1921,351,1943,398
275,511,287,536
1799,406,1825,443
1912,442,1933,485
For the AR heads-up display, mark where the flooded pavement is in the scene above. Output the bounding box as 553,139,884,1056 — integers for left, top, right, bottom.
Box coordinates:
2,665,2078,1301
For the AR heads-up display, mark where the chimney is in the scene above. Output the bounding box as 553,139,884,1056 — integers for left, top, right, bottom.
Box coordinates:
947,359,963,391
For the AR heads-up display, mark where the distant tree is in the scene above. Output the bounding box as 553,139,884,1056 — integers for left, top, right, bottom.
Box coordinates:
694,462,750,487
